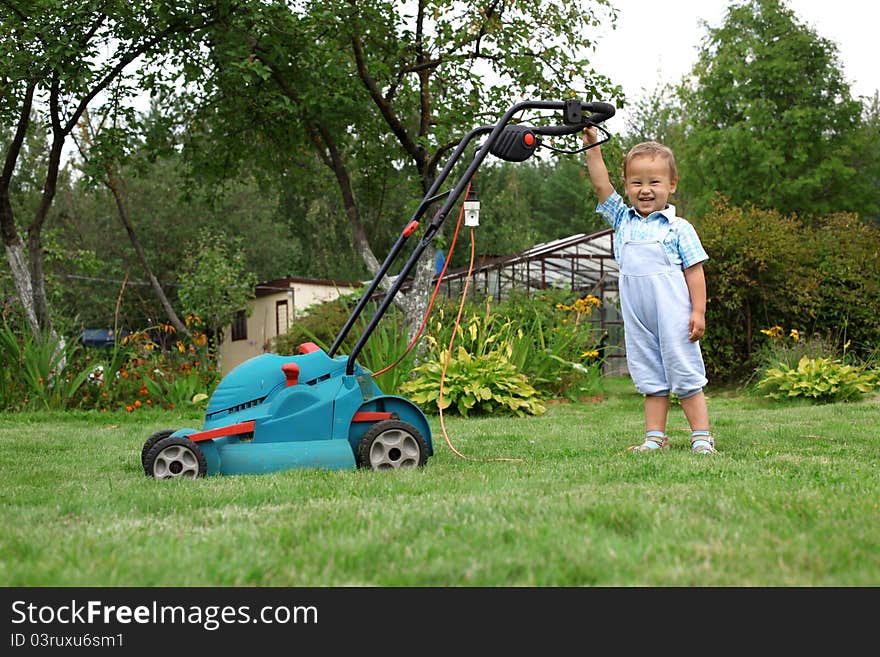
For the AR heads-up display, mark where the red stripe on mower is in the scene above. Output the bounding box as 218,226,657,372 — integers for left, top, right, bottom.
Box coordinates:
352,412,395,422
187,420,256,442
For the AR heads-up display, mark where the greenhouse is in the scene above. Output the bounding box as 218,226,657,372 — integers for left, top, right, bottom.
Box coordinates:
437,228,627,374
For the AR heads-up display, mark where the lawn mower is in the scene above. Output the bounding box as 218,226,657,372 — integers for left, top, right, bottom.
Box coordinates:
142,98,615,478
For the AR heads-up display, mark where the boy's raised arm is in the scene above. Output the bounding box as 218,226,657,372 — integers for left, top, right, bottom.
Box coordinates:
582,127,615,204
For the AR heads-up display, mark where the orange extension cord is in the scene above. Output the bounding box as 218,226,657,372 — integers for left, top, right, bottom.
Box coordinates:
374,181,522,463
436,225,523,463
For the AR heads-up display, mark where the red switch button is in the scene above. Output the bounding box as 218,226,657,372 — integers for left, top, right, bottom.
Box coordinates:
281,363,300,387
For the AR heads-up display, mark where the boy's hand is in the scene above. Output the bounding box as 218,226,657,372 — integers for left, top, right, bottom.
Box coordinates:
688,312,706,342
582,126,598,147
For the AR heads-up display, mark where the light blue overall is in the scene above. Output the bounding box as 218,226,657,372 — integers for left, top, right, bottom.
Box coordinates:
619,228,707,398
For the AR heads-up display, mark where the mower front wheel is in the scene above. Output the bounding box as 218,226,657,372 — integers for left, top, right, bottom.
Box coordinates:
356,420,428,470
144,436,207,479
141,429,176,473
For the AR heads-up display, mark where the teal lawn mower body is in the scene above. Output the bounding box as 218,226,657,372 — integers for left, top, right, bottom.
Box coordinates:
141,344,432,477
141,98,614,479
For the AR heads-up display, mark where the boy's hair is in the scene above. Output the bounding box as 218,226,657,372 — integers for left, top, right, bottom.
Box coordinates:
622,142,677,181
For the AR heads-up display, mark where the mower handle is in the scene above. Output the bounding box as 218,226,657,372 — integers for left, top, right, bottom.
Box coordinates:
339,98,616,372
581,101,616,125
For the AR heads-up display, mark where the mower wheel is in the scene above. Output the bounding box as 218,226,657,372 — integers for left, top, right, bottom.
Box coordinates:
144,436,207,479
356,420,428,470
141,429,176,473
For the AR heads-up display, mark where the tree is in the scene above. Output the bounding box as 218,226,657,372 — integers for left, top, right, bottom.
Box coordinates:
0,0,218,338
847,92,880,224
677,0,862,219
75,107,190,336
183,0,621,340
177,228,258,363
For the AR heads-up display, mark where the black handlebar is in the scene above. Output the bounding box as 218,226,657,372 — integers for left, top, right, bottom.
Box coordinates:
336,97,616,370
582,101,616,125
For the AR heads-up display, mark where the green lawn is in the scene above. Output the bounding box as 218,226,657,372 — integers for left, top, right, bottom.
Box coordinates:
1,377,878,586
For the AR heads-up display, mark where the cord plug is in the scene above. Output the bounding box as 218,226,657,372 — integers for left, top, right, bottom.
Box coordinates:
464,184,480,227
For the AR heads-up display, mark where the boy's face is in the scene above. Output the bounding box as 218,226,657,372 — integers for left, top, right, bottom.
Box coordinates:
623,155,677,217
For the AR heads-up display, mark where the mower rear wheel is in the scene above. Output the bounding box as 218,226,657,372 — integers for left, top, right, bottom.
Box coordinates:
356,420,428,470
144,436,207,479
141,429,176,473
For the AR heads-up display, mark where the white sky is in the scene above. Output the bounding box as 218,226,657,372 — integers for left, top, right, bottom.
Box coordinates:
586,0,879,133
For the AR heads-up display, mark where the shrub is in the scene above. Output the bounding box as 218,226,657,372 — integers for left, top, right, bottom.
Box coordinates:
693,200,880,383
272,293,359,355
757,355,876,403
399,337,546,417
272,293,416,394
429,290,607,400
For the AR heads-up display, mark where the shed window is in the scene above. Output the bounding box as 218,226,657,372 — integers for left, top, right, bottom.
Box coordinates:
231,310,247,341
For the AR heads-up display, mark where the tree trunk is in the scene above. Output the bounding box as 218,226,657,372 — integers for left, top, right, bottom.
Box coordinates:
105,167,190,337
4,240,40,337
0,82,40,338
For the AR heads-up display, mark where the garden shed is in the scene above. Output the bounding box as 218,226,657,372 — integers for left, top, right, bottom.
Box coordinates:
437,227,627,375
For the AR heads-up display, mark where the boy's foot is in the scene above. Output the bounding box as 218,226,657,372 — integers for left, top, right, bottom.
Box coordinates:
691,436,717,454
627,435,668,452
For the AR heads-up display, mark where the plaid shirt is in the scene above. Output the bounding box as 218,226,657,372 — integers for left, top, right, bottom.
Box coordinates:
596,191,708,269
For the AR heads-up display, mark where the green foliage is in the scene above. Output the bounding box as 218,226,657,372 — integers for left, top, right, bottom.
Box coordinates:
433,290,607,400
273,294,359,355
676,0,862,219
273,293,416,395
693,199,818,380
0,324,94,410
464,158,608,267
401,289,608,415
810,213,880,358
751,326,841,377
0,318,220,413
177,229,258,339
848,93,880,224
400,339,546,418
78,326,219,413
757,356,877,403
694,200,880,382
0,1,222,335
142,370,211,408
497,289,608,400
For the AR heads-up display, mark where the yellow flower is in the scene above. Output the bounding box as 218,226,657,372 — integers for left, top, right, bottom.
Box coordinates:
176,340,185,353
789,329,799,342
581,350,599,359
760,325,783,339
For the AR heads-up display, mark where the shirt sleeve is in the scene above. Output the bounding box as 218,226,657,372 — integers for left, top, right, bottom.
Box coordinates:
595,191,627,230
675,220,709,269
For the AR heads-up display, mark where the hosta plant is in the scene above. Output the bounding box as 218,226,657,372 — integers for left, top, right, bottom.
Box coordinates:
757,355,877,403
400,339,546,417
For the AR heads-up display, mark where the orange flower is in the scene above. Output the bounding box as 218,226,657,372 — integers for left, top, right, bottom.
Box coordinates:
125,405,134,413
